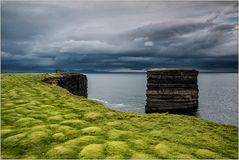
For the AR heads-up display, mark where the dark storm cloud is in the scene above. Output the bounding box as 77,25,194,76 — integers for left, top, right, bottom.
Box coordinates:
1,1,238,72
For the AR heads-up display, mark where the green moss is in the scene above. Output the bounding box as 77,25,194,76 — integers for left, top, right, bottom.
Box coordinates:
105,112,117,118
56,125,74,132
3,133,27,147
63,113,80,119
29,113,48,121
174,153,196,159
47,111,61,116
19,131,50,147
56,125,79,138
22,154,38,159
107,129,133,140
154,143,171,158
148,130,164,138
63,138,82,148
131,152,155,159
106,120,122,127
60,120,88,129
48,124,61,130
79,144,105,159
105,141,130,157
79,136,103,144
106,155,125,159
84,112,103,121
52,133,66,141
1,129,16,138
29,124,47,131
15,107,32,114
46,145,77,158
14,99,27,104
130,139,148,150
1,74,238,159
195,149,221,159
1,154,19,159
48,115,64,123
14,118,43,128
81,127,103,135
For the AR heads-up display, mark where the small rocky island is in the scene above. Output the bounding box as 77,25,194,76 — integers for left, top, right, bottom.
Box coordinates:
146,68,199,113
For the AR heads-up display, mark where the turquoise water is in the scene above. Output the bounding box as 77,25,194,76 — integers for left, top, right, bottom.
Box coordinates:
86,73,238,126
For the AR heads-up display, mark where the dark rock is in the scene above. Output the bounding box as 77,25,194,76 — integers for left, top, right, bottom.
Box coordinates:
145,68,199,113
43,73,87,98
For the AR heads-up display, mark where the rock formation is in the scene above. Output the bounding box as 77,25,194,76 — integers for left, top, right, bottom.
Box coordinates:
146,68,199,113
43,73,87,98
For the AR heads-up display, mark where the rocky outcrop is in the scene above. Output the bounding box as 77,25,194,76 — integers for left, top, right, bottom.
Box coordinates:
146,68,198,113
43,73,87,98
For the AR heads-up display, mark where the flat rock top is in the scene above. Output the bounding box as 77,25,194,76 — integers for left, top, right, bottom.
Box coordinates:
147,68,198,73
61,72,86,77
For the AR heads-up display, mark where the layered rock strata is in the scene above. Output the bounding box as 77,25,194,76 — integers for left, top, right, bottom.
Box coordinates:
43,73,87,98
146,68,198,113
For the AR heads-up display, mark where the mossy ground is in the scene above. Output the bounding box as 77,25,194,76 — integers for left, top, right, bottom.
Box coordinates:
1,74,238,159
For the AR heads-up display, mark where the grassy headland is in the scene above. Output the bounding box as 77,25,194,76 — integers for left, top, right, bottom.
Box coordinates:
1,74,238,159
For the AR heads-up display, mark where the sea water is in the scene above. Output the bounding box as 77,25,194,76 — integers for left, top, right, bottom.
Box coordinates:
86,73,238,126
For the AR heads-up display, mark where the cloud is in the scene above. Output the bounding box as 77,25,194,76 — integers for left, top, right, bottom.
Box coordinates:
30,40,123,54
133,37,148,42
1,1,238,72
118,57,151,62
144,41,154,47
2,51,55,69
59,40,117,53
28,39,140,55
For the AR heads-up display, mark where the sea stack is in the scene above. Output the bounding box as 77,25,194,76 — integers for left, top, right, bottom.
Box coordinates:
146,68,199,113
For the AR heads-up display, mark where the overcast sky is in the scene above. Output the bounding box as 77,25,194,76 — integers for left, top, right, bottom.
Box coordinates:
1,1,238,72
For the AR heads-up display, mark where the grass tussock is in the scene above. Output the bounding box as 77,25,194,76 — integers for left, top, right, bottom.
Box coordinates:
79,144,105,159
1,74,238,159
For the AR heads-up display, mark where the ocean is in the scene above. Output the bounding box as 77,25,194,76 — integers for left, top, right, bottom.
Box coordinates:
86,73,238,126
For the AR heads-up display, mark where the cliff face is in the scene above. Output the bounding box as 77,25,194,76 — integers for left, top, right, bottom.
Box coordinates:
146,69,198,113
43,73,87,98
